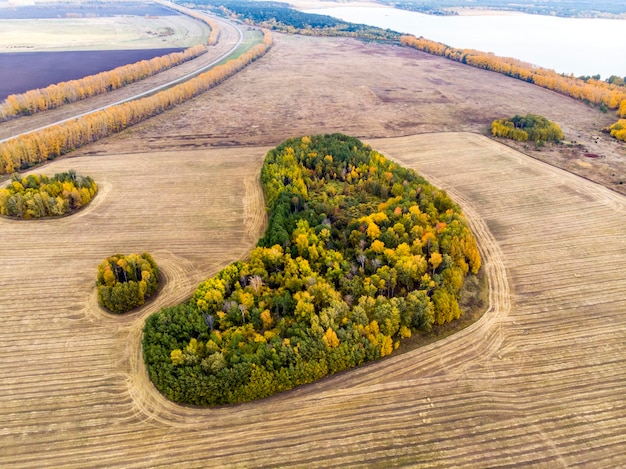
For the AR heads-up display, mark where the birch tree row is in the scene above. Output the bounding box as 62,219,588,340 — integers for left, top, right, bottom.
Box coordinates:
0,45,208,121
401,34,626,142
0,30,272,175
0,14,220,121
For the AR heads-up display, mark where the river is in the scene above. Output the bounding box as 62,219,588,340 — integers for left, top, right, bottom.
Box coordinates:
305,6,626,79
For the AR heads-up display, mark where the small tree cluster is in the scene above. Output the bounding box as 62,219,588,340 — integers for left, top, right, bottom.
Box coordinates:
97,253,159,314
0,170,97,218
606,119,626,142
492,114,563,143
401,34,626,134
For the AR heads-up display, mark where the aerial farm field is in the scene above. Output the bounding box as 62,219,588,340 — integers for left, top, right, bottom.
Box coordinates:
0,3,210,99
0,15,209,52
1,15,626,469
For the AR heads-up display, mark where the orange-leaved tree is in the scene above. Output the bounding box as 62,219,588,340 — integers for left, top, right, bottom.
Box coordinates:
401,34,626,135
0,30,272,176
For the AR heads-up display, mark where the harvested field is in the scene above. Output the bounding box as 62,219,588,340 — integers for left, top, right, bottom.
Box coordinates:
2,133,626,467
0,2,177,19
0,15,209,52
117,33,626,196
1,31,626,467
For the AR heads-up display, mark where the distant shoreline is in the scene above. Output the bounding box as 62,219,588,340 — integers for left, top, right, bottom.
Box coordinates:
300,3,625,78
449,6,626,19
287,0,626,19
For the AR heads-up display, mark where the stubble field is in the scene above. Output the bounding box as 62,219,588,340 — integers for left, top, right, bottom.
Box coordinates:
0,15,209,52
1,32,626,467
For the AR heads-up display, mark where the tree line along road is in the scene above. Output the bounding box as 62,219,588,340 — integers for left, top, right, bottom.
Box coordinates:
0,12,244,143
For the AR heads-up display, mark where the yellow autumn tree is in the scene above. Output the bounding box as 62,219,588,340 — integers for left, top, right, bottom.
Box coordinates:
401,34,626,116
322,327,340,348
0,30,273,176
0,44,209,121
607,120,626,142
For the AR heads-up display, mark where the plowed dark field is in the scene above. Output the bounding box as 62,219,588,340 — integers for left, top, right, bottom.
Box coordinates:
0,49,185,100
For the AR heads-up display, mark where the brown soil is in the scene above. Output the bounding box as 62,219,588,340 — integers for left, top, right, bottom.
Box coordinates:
2,32,626,467
84,33,624,194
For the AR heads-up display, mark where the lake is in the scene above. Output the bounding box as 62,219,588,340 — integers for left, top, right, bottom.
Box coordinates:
305,6,626,79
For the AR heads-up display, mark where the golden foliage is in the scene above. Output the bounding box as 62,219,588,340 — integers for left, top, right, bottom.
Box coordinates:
322,327,340,348
0,30,273,176
0,45,209,121
606,120,626,142
401,35,626,128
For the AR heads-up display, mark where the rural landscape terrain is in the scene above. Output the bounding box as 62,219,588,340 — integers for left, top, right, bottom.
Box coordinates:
0,1,211,99
1,0,626,467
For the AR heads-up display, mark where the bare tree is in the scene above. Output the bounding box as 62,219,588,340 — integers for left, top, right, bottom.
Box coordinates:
249,275,263,295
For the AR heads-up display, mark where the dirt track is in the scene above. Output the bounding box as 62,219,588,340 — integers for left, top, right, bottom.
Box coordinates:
1,32,626,467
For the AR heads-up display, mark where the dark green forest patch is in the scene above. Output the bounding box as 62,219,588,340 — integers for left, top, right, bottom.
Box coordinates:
191,0,401,41
143,134,483,405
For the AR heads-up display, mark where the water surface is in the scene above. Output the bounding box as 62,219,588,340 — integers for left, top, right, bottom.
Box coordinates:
307,6,626,78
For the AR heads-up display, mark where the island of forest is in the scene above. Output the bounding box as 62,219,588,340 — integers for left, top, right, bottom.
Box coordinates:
96,253,159,314
491,114,564,144
143,134,482,405
0,170,97,218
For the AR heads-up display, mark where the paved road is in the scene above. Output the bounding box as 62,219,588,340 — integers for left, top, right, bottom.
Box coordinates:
0,12,243,142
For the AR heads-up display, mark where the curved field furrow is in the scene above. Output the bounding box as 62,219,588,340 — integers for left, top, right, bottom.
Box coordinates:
243,170,269,244
1,132,626,467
